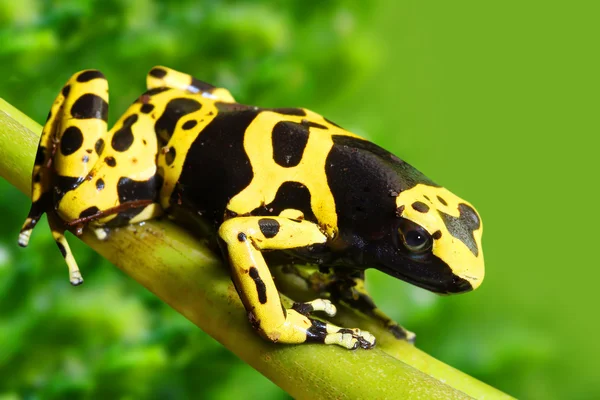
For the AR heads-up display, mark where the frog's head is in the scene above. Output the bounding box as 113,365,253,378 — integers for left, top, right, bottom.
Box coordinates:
371,184,484,294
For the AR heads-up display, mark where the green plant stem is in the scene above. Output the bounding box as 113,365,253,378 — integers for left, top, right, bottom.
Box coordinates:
0,98,513,400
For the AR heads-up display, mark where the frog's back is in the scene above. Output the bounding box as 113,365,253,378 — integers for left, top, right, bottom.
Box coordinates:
167,100,434,242
165,101,366,232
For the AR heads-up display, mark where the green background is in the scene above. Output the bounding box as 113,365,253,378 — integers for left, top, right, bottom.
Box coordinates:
0,0,597,398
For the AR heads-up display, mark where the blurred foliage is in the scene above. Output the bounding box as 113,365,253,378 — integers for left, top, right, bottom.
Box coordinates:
1,0,598,399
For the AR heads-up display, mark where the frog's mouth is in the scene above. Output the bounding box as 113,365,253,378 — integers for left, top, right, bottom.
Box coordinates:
369,243,474,295
392,270,473,295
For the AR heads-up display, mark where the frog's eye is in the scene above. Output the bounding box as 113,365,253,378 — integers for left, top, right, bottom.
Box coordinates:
398,220,432,254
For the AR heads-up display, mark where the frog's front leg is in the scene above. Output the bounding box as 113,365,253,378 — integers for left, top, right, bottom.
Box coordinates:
325,269,416,342
218,217,375,349
285,266,415,342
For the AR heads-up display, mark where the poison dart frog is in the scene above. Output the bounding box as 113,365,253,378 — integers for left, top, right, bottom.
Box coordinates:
19,66,484,350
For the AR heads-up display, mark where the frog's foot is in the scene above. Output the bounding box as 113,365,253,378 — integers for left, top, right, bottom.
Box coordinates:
92,227,109,241
292,298,337,317
18,226,33,248
388,323,416,343
309,320,376,350
49,214,84,286
19,203,46,247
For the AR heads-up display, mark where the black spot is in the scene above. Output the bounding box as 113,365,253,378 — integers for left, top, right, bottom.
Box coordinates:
182,120,197,130
105,156,116,167
62,85,71,97
249,267,267,304
412,201,430,213
95,138,105,155
301,119,328,130
111,114,137,152
292,302,314,316
71,93,109,122
34,146,46,166
155,98,202,143
438,203,480,256
79,206,100,219
172,109,258,225
305,319,328,343
86,149,93,154
106,174,161,226
149,67,167,78
437,196,448,206
56,241,67,258
190,77,216,93
60,126,84,156
117,176,158,203
96,178,105,190
424,195,431,201
33,173,41,183
432,230,442,240
258,218,280,239
165,147,176,166
237,232,247,242
76,70,106,82
145,87,170,96
252,181,317,222
272,121,310,167
265,108,306,116
140,103,154,114
54,176,82,201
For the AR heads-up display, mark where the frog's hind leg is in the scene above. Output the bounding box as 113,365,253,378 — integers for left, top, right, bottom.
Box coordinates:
146,66,236,102
218,216,375,349
19,70,109,284
48,213,83,285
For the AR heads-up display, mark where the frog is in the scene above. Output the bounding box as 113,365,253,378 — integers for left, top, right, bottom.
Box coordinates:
18,66,484,350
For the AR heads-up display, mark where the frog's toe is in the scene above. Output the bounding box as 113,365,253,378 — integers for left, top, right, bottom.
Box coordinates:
70,271,84,286
389,324,416,343
325,328,376,350
405,330,416,344
93,227,109,241
292,298,337,317
311,299,337,316
18,230,32,247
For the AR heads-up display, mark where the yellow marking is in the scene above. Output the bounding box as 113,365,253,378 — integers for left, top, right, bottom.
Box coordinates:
279,208,304,220
129,204,163,224
227,110,361,237
396,184,484,289
147,65,236,102
157,95,221,208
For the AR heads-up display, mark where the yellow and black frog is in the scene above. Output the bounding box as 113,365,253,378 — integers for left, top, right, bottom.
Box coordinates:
18,66,484,350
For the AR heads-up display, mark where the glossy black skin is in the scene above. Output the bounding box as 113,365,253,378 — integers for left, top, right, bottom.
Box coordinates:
172,109,471,295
